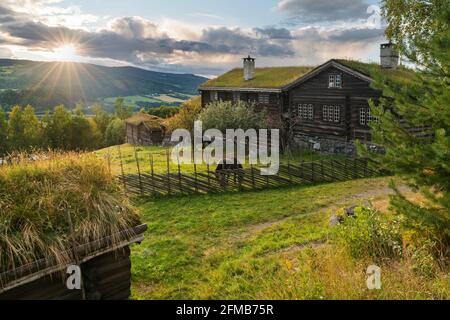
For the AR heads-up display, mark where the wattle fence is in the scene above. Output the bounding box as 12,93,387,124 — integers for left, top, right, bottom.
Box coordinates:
117,157,381,198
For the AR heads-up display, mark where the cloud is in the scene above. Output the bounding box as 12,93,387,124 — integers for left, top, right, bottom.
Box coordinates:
277,0,371,23
0,2,386,75
0,6,295,66
200,27,294,56
253,27,293,39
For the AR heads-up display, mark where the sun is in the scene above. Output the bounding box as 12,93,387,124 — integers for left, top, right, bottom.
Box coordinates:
52,44,78,61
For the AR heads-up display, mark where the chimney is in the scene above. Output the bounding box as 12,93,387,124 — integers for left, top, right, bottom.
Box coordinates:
380,43,399,69
243,55,255,80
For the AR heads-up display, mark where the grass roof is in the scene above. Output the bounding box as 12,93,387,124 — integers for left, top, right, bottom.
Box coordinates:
336,59,417,86
0,152,140,274
201,60,418,90
200,66,314,89
126,113,164,129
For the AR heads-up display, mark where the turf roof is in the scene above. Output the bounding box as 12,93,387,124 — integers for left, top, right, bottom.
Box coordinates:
200,60,417,89
200,66,314,89
125,113,164,129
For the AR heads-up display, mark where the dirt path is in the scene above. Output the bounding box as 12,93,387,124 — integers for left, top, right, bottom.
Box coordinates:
242,183,411,237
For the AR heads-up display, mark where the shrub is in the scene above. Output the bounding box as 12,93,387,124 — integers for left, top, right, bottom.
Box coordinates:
332,207,403,261
148,106,180,119
0,152,140,273
105,118,126,146
199,100,269,132
165,96,202,133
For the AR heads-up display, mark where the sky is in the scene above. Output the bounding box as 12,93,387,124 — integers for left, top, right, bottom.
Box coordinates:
0,0,386,77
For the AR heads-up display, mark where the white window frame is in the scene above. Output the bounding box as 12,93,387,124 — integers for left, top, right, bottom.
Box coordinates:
210,91,218,102
297,104,314,120
360,108,379,126
258,93,270,104
323,105,341,123
328,74,342,88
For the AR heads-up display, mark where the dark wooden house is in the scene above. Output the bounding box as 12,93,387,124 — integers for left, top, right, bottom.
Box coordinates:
199,44,412,154
125,114,165,146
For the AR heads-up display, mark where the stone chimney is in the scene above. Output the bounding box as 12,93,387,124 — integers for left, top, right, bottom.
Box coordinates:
243,55,255,80
380,43,399,69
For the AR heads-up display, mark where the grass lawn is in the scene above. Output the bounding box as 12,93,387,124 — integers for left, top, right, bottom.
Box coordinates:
96,144,347,176
131,177,448,300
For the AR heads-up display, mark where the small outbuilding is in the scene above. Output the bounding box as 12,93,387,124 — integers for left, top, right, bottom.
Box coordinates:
125,113,166,146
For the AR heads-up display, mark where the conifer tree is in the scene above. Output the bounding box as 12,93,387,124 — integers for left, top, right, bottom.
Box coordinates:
365,1,449,235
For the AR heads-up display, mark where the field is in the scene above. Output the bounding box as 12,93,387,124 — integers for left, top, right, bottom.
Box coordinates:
130,177,449,300
95,144,347,176
101,93,194,110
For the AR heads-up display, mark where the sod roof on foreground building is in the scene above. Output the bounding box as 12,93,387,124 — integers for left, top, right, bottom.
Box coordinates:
200,60,417,90
336,59,417,86
200,66,314,89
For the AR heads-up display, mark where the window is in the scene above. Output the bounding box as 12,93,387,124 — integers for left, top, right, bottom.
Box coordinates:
360,108,379,125
258,93,270,104
297,104,314,120
210,91,218,101
232,92,240,102
323,105,340,123
328,74,342,88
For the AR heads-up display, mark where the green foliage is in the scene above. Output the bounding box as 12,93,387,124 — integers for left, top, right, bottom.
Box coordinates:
0,107,8,154
147,106,180,119
47,105,73,150
165,96,202,133
114,97,133,120
362,1,450,237
333,207,403,260
199,100,269,132
7,105,43,151
105,118,126,146
92,103,111,143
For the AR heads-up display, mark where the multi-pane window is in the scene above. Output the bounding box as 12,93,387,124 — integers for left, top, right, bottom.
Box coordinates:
258,93,270,104
297,104,314,120
360,108,379,125
323,105,341,123
210,91,218,101
328,74,342,88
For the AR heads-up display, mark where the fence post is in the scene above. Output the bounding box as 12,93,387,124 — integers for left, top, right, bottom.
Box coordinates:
301,160,304,181
207,163,211,188
251,164,256,189
194,163,198,193
321,159,324,182
166,149,171,195
150,154,155,196
134,148,143,196
288,158,292,183
177,155,183,194
344,158,348,179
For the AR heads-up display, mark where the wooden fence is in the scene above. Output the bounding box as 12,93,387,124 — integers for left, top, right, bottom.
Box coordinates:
117,157,380,198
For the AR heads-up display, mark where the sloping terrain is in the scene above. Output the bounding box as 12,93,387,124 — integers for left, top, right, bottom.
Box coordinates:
0,59,207,111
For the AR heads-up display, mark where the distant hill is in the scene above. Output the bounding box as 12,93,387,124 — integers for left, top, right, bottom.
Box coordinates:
0,59,207,112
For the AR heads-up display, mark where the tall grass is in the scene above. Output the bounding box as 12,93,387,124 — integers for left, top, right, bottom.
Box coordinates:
0,152,140,274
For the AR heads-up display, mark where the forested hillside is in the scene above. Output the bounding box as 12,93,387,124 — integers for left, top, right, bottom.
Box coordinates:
0,59,206,112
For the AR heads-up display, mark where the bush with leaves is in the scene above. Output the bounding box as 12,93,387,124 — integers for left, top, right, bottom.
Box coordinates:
105,118,126,146
165,96,202,133
333,207,403,261
199,100,269,132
